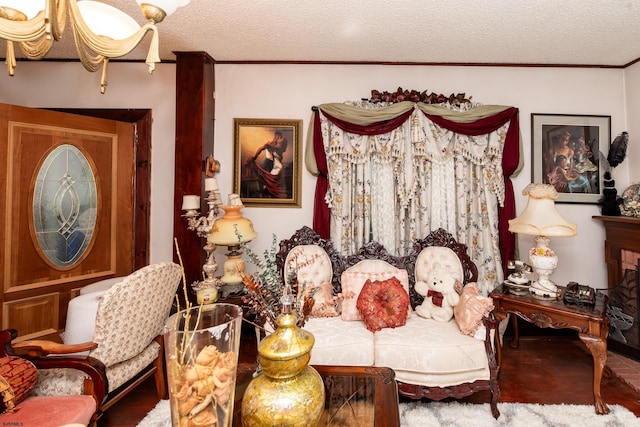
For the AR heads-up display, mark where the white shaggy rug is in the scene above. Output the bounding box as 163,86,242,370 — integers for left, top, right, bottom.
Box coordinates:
400,401,640,427
138,399,640,427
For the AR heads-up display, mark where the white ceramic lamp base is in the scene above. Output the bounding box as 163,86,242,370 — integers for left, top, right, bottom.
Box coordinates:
529,236,560,299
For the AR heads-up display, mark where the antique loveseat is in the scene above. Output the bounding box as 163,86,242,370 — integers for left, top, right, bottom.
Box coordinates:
275,226,500,418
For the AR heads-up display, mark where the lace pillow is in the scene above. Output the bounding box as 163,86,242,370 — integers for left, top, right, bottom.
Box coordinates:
454,282,494,337
0,356,38,413
340,260,410,321
356,277,410,332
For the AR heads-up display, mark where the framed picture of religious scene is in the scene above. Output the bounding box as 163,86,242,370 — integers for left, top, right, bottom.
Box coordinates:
531,113,611,203
233,118,302,207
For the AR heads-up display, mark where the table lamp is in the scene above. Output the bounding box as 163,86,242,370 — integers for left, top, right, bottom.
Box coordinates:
208,194,257,296
508,183,577,298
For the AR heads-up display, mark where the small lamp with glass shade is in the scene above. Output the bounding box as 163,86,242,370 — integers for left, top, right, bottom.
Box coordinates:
208,194,257,297
508,183,577,299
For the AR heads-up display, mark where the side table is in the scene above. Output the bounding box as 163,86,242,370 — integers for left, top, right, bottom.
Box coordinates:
490,284,610,415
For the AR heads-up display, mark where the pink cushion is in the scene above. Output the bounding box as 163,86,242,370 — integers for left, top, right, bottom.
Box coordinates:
454,282,494,337
0,395,95,425
341,260,410,321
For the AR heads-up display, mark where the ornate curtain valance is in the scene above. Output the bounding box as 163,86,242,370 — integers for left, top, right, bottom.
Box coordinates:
307,103,522,175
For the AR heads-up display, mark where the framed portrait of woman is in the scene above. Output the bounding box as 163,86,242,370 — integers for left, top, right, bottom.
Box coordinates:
233,118,302,207
531,113,610,204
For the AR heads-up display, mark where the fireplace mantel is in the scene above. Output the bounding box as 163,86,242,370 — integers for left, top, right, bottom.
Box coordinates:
594,215,640,361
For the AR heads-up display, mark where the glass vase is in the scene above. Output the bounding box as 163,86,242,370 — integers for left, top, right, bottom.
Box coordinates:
164,303,242,427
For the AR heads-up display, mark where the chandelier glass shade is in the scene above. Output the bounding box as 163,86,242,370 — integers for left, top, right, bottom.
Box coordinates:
0,0,191,93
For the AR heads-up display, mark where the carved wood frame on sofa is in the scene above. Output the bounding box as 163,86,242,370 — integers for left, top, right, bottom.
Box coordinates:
276,226,501,418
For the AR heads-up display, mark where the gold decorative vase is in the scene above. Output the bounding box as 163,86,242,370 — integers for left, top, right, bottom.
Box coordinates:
241,313,325,427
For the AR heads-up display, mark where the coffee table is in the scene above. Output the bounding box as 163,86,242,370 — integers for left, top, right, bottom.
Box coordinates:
232,363,401,426
490,284,610,415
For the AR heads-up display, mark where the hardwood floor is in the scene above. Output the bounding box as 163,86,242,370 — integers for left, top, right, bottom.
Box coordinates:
98,332,640,426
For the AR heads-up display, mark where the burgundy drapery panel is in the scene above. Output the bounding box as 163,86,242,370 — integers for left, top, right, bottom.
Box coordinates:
312,106,520,275
312,112,331,238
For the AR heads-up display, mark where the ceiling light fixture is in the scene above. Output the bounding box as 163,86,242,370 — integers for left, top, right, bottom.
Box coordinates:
0,0,190,93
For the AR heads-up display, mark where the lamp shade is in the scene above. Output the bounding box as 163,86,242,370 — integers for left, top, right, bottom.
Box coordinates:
508,183,577,237
181,195,200,210
208,205,257,246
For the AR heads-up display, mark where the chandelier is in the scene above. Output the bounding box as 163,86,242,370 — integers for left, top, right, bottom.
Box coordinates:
0,0,190,93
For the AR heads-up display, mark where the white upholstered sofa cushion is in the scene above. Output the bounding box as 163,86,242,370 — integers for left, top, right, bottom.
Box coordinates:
415,246,464,282
374,314,490,387
303,317,374,366
284,244,340,318
284,244,333,286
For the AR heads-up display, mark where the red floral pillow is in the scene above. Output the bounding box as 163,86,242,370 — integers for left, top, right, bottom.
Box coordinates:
0,356,38,413
356,277,410,332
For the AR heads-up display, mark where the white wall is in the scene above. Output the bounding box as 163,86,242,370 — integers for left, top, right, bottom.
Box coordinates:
215,63,628,289
624,62,640,185
1,60,631,290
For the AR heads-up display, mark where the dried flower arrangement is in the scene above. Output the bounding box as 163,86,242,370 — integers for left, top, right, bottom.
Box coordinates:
369,87,472,106
240,234,316,330
164,239,239,427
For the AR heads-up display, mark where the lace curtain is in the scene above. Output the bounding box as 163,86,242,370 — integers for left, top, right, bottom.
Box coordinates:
306,101,521,293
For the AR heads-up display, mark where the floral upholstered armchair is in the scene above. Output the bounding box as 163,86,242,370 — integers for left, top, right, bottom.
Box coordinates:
13,262,182,418
275,227,501,419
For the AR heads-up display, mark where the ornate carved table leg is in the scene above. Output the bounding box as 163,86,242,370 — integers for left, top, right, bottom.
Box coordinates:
493,309,507,367
579,333,610,415
509,313,520,349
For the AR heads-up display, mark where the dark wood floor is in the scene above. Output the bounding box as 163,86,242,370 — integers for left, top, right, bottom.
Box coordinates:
98,331,640,426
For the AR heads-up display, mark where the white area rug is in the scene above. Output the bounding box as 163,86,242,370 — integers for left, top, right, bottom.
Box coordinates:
138,399,640,427
400,401,640,427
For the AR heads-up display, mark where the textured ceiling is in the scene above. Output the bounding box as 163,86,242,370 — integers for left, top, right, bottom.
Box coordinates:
11,0,640,66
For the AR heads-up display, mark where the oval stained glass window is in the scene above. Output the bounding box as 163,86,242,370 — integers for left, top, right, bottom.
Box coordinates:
33,144,98,268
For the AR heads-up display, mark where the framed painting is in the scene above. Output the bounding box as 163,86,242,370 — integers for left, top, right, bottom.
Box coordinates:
233,118,302,207
531,113,611,204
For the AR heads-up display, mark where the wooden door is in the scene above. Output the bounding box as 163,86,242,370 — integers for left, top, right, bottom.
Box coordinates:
0,104,136,340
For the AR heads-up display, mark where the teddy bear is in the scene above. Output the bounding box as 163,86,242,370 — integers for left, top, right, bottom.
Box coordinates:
415,266,462,322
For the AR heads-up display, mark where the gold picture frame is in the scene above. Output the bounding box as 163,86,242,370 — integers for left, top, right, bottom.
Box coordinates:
233,118,302,207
